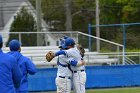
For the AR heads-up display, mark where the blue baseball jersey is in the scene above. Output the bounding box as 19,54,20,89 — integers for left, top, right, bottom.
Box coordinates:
7,51,37,93
0,49,22,93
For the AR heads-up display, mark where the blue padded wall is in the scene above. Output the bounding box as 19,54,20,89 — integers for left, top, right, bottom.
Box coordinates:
28,65,140,91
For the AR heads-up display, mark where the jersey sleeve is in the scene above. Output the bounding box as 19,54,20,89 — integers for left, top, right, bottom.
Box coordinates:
25,58,37,75
55,50,66,56
66,57,78,66
55,50,69,57
12,57,22,88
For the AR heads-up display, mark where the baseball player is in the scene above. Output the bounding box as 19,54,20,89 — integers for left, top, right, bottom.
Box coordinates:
52,36,85,93
60,37,86,93
0,35,22,93
49,37,86,93
7,39,37,93
55,37,72,93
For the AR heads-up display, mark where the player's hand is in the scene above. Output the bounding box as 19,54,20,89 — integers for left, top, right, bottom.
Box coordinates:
76,44,85,57
77,60,86,66
45,51,55,62
81,60,86,65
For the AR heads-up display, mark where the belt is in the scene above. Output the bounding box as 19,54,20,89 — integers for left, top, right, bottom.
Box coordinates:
59,76,71,79
73,70,85,73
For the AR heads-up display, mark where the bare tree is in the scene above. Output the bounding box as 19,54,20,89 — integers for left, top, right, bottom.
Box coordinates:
64,0,72,31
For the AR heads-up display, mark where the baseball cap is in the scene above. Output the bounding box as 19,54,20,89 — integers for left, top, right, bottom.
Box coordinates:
61,37,75,49
0,35,3,44
58,39,64,48
9,39,21,51
63,36,69,39
58,36,69,48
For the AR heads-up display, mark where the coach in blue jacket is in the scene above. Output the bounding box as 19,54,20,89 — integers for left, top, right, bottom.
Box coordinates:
7,39,37,93
0,35,22,93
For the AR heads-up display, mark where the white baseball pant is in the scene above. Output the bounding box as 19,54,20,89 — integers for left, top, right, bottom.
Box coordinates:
72,70,86,93
55,76,71,93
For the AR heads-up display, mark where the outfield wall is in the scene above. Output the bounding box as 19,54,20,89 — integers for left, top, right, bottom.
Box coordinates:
28,65,140,91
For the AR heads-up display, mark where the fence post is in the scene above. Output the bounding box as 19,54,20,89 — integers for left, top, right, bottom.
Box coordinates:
88,24,91,51
122,24,126,53
122,46,125,65
122,24,126,65
19,33,21,43
77,32,79,43
117,46,120,65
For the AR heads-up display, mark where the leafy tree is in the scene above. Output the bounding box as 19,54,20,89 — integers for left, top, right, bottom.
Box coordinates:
99,0,140,49
29,0,140,49
29,0,95,31
116,0,140,22
41,0,65,31
8,6,37,46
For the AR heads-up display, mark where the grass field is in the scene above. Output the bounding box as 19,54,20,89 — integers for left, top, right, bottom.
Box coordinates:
86,87,140,93
32,87,140,93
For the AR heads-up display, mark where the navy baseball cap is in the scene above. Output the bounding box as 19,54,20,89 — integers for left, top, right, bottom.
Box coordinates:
0,35,3,44
9,39,21,51
63,36,69,39
58,36,69,48
58,39,64,48
62,38,75,49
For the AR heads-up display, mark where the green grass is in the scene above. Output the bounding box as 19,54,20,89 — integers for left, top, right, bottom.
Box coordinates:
31,87,140,93
86,87,140,93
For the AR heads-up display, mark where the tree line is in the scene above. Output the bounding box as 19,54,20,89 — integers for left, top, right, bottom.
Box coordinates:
32,0,140,49
11,0,140,49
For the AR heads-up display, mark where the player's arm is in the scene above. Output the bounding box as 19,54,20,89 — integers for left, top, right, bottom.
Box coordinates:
55,50,85,66
67,58,85,67
12,57,22,88
46,50,71,62
46,50,68,62
76,44,85,57
55,50,67,56
26,58,37,75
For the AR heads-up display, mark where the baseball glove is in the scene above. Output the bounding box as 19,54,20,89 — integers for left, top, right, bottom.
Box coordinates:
46,51,55,62
76,44,85,57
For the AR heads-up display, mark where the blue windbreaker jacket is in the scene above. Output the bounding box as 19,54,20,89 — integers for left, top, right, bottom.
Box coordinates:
7,51,37,93
0,49,22,93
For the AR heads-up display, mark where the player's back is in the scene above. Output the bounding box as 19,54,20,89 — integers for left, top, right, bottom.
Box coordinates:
0,51,19,93
7,51,37,92
67,47,86,93
57,55,72,77
66,47,81,60
65,47,85,71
